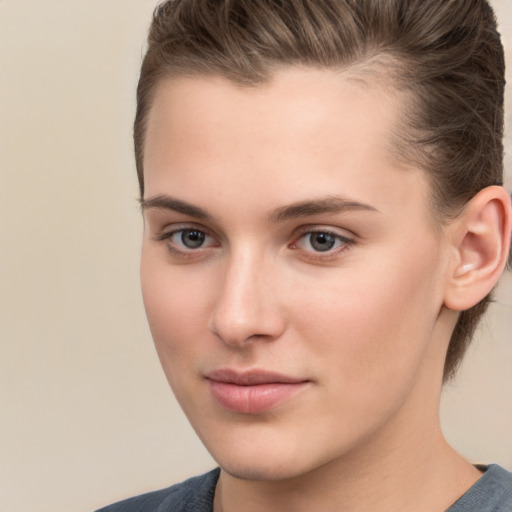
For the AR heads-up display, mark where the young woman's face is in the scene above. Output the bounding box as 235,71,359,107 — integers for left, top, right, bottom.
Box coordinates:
141,68,455,480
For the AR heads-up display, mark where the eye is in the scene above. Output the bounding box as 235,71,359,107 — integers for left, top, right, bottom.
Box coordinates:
175,229,207,249
293,230,352,254
305,232,338,252
155,227,218,255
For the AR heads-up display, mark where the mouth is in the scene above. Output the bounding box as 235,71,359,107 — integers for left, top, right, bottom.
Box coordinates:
206,369,310,414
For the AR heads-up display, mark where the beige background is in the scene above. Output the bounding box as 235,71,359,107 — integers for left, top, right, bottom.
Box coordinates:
0,1,511,511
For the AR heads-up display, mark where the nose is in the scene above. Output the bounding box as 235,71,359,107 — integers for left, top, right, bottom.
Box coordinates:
208,250,287,347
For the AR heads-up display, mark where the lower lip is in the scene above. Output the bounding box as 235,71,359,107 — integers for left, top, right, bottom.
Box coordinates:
207,380,308,414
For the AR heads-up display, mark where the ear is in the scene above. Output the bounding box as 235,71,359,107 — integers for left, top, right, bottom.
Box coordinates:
444,186,512,311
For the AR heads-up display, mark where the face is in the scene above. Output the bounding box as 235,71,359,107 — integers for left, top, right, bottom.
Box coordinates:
141,68,455,481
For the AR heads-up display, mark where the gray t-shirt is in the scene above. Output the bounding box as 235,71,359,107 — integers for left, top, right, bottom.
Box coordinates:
96,464,512,512
446,464,512,511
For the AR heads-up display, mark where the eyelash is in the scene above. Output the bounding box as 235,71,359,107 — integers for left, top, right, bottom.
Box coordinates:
154,226,354,261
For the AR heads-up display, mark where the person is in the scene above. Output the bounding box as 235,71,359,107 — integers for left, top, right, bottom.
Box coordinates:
97,0,512,510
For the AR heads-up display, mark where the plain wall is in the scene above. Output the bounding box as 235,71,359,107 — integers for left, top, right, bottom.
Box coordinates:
0,1,510,511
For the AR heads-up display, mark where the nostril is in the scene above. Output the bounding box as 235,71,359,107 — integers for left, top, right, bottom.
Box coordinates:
209,309,285,347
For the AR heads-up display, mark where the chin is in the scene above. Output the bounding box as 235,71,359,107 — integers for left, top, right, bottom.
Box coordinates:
203,430,342,484
205,441,295,481
217,457,310,482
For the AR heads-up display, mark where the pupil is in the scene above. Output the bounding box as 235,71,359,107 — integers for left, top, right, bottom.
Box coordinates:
181,230,205,248
310,232,335,252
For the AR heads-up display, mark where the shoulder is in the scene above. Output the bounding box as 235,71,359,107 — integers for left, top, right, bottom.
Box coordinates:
447,464,512,512
95,468,220,512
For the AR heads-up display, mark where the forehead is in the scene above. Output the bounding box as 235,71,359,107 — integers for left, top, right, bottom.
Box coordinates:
143,67,429,221
145,67,402,159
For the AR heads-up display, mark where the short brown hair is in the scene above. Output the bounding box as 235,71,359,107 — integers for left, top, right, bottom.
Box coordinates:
135,0,506,381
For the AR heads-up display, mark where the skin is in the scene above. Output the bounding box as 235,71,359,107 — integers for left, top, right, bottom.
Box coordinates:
140,68,484,512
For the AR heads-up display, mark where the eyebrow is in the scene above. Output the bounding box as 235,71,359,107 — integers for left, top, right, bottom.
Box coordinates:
140,195,211,219
140,194,378,221
268,196,378,222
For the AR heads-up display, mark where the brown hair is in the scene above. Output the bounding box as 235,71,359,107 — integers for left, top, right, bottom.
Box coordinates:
135,0,506,381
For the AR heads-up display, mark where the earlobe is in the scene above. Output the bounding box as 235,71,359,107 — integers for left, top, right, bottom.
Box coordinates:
444,186,512,312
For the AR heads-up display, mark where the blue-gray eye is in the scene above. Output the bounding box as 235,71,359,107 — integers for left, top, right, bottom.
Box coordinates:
309,232,337,252
180,229,206,248
294,230,351,255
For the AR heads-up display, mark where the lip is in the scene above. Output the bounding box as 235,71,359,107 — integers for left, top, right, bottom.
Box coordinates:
206,369,309,414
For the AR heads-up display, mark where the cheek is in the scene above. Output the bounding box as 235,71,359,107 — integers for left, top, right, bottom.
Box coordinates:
140,249,210,361
292,245,443,388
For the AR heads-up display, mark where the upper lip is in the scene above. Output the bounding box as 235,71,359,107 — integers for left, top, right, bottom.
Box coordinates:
206,369,307,386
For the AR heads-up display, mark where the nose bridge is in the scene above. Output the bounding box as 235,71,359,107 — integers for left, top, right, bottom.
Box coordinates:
209,244,284,346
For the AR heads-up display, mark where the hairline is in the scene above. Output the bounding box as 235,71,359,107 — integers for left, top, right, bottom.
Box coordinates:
137,52,425,187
